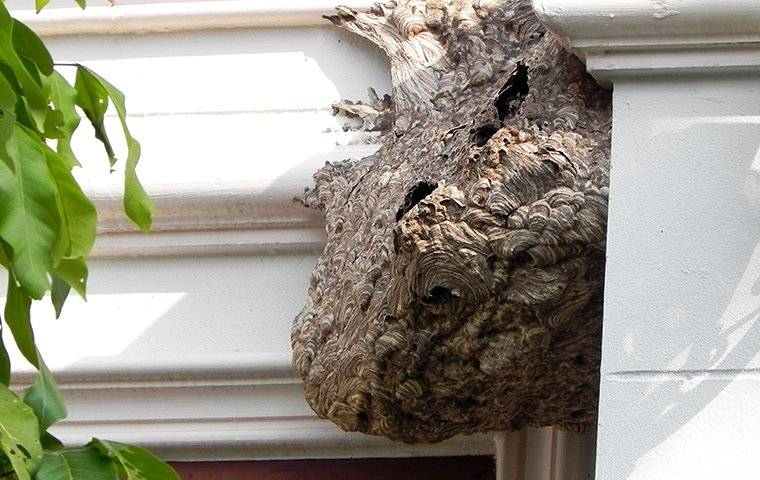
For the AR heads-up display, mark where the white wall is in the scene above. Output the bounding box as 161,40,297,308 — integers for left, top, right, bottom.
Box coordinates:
534,0,760,478
599,74,760,479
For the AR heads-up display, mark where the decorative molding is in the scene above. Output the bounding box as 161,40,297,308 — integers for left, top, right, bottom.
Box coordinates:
12,354,495,461
532,0,760,51
14,0,376,37
89,148,380,235
88,180,329,257
91,183,323,234
532,0,760,81
84,143,382,257
91,227,326,257
11,352,297,384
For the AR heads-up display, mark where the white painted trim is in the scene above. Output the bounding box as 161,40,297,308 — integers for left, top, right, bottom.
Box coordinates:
92,184,324,234
91,227,325,257
11,353,495,461
11,352,299,383
585,45,760,81
532,0,760,52
84,143,381,257
90,179,324,229
87,179,328,257
15,0,375,36
88,143,382,236
57,418,494,462
532,0,760,81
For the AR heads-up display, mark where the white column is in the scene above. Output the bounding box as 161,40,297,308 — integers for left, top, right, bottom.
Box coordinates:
534,1,760,478
495,429,596,480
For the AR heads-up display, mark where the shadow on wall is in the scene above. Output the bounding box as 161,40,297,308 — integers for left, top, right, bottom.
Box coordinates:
600,76,760,478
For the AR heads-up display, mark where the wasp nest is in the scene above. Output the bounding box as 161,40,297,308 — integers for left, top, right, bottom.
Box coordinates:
291,0,611,443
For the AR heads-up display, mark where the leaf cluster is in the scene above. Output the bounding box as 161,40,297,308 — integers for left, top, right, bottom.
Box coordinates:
0,2,176,479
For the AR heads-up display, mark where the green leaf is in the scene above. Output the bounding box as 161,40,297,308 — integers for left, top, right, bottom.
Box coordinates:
23,361,66,433
0,325,11,387
12,20,53,77
47,148,97,264
74,67,114,166
73,68,108,120
0,3,48,130
0,447,13,477
35,0,51,14
0,385,43,480
75,0,86,9
0,127,61,299
0,248,9,387
13,95,40,138
50,274,70,319
0,249,10,386
45,73,81,167
52,257,87,300
76,67,153,232
34,448,117,480
4,274,37,369
40,432,63,452
0,71,17,165
89,440,178,480
4,274,66,433
43,108,65,143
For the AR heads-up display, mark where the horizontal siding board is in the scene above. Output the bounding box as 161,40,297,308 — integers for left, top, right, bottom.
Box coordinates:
11,0,378,36
48,28,390,114
41,26,392,233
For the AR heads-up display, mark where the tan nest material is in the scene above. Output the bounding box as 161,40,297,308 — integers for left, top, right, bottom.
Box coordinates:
292,0,611,443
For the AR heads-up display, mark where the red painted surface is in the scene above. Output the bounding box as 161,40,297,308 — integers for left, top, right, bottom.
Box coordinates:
172,456,495,480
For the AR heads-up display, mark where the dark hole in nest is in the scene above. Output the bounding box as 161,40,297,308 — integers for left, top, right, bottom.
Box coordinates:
393,226,402,254
455,396,479,410
422,285,461,306
511,250,532,266
486,255,499,271
396,181,438,221
471,124,500,147
495,62,529,121
355,411,369,429
469,63,530,147
543,159,561,174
